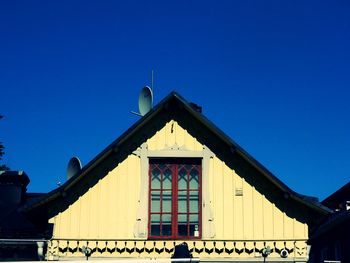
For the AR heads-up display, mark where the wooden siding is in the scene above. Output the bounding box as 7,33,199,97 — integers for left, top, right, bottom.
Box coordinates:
50,154,141,239
49,120,307,242
208,155,307,240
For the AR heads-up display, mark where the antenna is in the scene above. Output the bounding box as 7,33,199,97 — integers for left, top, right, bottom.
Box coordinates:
131,86,153,116
67,156,82,180
151,70,154,92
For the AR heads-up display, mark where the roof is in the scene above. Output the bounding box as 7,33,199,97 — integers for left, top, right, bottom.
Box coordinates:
310,209,350,240
0,170,30,186
310,182,350,242
20,91,331,226
0,171,48,238
322,181,350,210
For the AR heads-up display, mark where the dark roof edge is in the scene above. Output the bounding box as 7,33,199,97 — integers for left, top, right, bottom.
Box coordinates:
20,92,177,211
21,91,331,215
322,181,350,206
173,92,330,215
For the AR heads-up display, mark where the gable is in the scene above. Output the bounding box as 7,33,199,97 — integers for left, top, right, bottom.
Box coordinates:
23,92,329,231
49,120,308,241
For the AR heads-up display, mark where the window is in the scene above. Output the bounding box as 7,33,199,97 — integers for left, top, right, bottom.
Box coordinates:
148,158,201,239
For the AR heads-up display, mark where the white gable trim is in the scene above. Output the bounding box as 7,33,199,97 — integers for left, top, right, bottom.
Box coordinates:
133,143,215,239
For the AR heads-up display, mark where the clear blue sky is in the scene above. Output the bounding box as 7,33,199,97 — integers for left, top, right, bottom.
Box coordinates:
1,1,349,200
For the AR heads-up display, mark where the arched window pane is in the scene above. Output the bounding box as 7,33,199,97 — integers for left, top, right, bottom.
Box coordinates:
151,168,161,189
189,168,199,189
178,168,187,190
163,168,172,189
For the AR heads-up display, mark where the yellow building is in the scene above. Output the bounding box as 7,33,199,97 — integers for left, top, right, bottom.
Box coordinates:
24,92,329,262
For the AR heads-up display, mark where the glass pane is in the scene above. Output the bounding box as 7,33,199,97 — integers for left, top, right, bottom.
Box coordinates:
162,213,172,223
178,168,188,190
151,192,160,213
189,191,199,213
178,224,188,236
162,191,172,213
163,169,172,189
185,164,192,170
151,214,160,237
162,223,172,236
178,214,187,223
161,214,172,236
178,192,187,213
151,168,161,189
151,214,160,223
151,224,160,236
189,214,199,223
178,213,188,236
189,168,199,189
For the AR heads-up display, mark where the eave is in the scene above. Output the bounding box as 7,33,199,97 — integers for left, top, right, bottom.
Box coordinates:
20,92,331,223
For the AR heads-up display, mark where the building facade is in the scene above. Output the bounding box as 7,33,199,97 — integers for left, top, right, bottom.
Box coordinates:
309,182,350,263
21,92,329,262
0,171,48,261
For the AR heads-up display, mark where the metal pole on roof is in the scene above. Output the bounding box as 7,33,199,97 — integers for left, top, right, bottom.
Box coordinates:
151,69,154,93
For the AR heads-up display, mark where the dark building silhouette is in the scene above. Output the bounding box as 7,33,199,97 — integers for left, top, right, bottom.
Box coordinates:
310,182,350,263
0,170,50,261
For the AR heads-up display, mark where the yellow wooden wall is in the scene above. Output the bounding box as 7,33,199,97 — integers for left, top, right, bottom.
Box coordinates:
50,153,141,239
50,120,307,240
209,156,307,240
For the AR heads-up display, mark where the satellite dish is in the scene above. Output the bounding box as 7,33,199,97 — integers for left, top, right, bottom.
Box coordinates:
67,156,82,180
138,86,153,116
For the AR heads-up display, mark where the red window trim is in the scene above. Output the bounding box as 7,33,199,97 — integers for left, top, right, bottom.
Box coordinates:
148,158,202,240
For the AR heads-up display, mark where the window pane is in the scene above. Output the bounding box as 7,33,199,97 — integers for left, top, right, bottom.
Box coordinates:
162,223,172,236
162,191,172,213
178,224,188,236
178,168,187,190
151,168,161,189
151,214,160,223
151,192,160,213
189,214,199,223
178,192,187,213
151,225,160,236
178,212,188,236
189,191,199,213
185,164,192,170
178,214,187,223
189,168,199,189
162,214,172,236
162,214,172,223
163,169,172,189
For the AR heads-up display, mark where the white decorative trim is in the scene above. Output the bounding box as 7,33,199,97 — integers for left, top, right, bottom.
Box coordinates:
48,238,308,261
133,143,149,238
202,147,215,238
133,143,215,239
